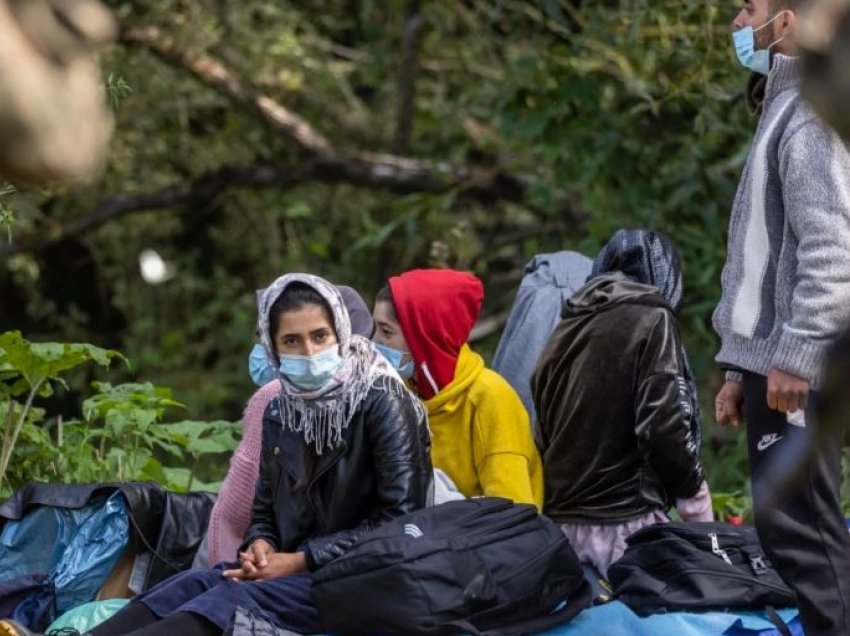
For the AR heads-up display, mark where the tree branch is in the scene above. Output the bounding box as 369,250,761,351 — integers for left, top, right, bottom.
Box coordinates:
1,165,298,257
1,25,586,257
121,26,335,157
394,0,422,153
118,25,529,201
0,155,528,257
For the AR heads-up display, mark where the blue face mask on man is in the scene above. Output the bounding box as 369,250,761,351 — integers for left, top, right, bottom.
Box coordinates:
278,346,343,392
374,343,415,380
248,343,277,387
732,11,787,76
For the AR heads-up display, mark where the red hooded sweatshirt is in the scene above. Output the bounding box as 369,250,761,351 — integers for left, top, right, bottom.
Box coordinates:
388,269,484,400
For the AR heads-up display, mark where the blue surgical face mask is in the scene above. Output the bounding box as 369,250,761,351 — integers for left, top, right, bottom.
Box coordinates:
375,343,415,380
278,346,343,391
248,343,277,387
732,12,786,76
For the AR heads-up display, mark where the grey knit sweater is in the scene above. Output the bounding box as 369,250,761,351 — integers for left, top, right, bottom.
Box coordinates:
713,55,850,389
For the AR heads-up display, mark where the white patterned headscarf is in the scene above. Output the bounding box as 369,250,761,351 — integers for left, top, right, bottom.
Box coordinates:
258,273,421,454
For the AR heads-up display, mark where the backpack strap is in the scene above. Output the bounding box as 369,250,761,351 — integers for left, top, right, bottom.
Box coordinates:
764,606,792,636
445,579,593,636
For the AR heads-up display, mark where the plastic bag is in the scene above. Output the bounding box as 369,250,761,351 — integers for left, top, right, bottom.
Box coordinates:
45,599,128,634
0,491,130,613
51,492,129,612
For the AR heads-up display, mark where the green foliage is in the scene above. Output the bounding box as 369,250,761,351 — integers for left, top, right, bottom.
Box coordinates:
0,185,14,244
711,490,752,523
0,331,123,393
0,331,124,494
0,1,772,502
461,0,755,498
488,1,749,375
0,332,239,498
105,73,134,111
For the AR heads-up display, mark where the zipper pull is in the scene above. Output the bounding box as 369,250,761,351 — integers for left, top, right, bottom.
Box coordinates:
709,532,720,552
709,532,733,565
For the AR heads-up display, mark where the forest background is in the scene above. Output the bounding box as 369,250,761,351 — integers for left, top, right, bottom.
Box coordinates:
1,0,821,517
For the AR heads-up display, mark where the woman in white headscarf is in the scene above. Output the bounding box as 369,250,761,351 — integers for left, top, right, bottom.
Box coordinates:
54,274,432,636
200,284,377,567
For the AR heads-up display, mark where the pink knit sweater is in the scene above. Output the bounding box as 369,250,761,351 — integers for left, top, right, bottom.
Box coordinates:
207,381,279,565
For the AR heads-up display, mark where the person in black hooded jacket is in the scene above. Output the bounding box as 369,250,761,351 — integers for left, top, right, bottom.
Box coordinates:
531,230,712,577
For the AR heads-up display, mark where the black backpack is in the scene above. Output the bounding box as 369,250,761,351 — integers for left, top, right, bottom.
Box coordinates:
312,497,592,635
608,522,795,617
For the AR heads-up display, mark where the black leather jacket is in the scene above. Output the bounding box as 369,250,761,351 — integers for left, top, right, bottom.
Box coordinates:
531,275,704,524
242,378,432,570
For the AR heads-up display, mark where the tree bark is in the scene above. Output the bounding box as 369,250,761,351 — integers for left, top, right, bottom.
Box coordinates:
393,0,422,153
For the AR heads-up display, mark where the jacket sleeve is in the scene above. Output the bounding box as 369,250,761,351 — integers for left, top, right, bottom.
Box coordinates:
305,383,432,570
774,117,850,383
474,374,543,511
478,453,538,509
240,418,281,553
634,310,704,500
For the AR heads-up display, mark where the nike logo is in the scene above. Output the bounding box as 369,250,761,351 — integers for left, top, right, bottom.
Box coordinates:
757,433,783,452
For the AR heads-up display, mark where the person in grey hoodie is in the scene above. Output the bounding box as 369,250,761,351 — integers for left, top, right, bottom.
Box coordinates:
714,1,850,634
492,251,592,441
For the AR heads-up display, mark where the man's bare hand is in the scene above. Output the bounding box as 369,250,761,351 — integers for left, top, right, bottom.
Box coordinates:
715,380,745,427
767,368,809,413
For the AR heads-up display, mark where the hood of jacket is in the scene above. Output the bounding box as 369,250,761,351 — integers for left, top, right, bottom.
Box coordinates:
564,272,673,319
388,269,484,400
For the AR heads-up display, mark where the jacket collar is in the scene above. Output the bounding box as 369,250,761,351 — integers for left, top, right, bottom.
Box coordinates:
766,54,801,102
424,344,484,413
747,55,800,116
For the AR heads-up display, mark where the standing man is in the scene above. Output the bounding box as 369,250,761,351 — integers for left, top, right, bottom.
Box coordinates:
713,1,850,634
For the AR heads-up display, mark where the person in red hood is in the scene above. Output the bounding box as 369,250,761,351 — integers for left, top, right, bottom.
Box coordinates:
373,268,544,509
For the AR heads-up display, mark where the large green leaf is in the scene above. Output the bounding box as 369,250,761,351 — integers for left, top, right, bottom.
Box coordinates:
160,420,240,455
83,382,184,424
0,332,124,395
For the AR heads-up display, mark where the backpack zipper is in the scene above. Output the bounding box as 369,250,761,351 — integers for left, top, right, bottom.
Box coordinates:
709,533,733,565
462,506,538,538
663,567,792,595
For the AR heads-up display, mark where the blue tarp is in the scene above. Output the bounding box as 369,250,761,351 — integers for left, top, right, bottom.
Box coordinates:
537,601,801,636
0,491,129,622
225,602,802,636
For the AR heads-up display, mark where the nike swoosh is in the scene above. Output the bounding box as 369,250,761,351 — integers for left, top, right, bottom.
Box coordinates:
757,436,783,452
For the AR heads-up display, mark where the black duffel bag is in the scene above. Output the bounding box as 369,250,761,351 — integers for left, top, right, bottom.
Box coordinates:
313,497,592,635
608,522,795,617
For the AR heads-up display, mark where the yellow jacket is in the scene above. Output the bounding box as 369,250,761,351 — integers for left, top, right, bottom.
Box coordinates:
425,345,544,510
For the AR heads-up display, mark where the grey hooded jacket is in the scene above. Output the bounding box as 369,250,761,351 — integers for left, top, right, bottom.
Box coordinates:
492,251,592,437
